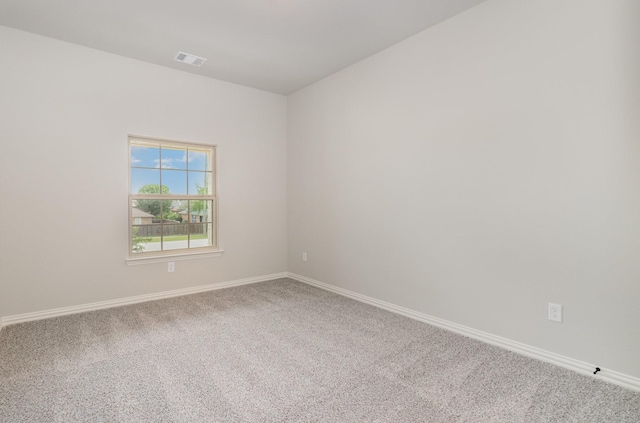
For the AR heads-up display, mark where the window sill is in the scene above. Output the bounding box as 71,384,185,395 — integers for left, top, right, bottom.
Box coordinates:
125,249,224,265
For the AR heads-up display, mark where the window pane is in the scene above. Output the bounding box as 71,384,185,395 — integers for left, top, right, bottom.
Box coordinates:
133,199,164,219
168,200,187,222
162,225,189,251
161,169,187,195
131,225,161,254
160,147,187,170
188,171,212,195
188,149,210,171
189,199,213,223
131,168,160,194
131,145,159,168
129,137,216,258
189,223,212,248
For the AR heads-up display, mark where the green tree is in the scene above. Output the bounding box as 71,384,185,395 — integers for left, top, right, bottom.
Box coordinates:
136,184,172,218
131,226,151,253
190,181,209,220
164,210,183,222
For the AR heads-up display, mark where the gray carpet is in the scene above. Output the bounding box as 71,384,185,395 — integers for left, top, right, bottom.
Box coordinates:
1,278,639,422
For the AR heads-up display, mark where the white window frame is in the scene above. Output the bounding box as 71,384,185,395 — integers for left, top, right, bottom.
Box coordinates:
126,135,223,264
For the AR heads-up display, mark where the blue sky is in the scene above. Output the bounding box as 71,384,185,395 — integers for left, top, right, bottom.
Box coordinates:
130,146,212,194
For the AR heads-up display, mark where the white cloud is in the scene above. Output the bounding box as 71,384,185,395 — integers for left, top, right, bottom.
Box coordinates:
153,158,175,169
178,152,203,164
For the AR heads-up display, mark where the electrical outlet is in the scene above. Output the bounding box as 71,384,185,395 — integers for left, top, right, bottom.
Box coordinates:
168,262,175,273
548,303,562,322
302,252,307,262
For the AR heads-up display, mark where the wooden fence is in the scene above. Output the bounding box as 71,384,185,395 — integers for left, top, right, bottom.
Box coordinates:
134,223,207,237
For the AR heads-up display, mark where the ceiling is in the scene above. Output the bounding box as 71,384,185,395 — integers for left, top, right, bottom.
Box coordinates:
0,0,486,95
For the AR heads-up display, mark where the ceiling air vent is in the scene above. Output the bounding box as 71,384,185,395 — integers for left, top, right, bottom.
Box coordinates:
174,51,207,67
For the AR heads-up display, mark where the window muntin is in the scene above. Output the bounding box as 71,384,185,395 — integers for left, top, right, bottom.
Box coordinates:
129,136,217,257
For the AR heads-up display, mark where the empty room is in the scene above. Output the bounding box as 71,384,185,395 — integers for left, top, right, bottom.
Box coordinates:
1,0,639,421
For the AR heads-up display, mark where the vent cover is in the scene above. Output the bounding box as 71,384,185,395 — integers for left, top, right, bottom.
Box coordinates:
174,51,207,67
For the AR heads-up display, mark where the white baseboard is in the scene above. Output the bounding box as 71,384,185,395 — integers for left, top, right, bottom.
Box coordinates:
2,271,638,392
0,272,288,327
287,272,640,393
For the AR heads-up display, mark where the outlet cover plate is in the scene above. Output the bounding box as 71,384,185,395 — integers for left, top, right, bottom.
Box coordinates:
548,303,562,322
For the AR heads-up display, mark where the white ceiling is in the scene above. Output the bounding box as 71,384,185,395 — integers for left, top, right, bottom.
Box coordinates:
0,0,486,95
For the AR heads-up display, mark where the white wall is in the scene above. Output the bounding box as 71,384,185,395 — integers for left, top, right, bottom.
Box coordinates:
0,26,288,316
288,0,640,378
2,0,639,381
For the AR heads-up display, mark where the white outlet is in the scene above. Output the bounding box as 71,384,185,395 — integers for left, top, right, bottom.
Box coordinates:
548,303,562,322
302,252,307,262
168,262,175,273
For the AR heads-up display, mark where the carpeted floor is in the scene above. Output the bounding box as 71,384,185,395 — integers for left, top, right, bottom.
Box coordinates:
1,278,639,422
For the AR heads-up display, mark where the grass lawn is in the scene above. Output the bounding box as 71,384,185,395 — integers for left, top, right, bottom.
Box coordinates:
147,233,208,242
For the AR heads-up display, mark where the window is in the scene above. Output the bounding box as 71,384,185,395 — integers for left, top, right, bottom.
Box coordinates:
128,136,218,259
